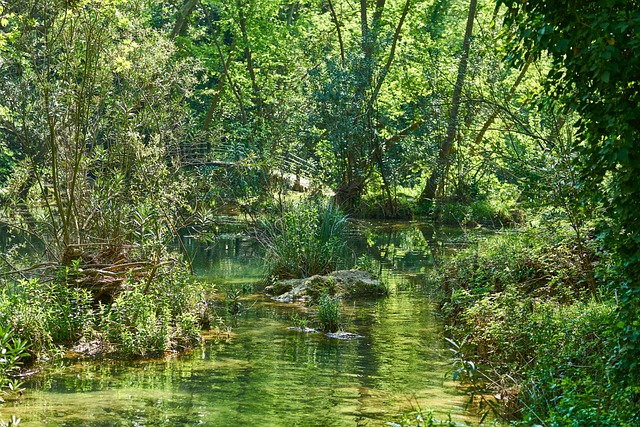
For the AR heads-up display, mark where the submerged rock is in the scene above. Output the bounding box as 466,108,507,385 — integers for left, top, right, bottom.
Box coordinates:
287,326,319,333
267,270,387,303
325,331,362,340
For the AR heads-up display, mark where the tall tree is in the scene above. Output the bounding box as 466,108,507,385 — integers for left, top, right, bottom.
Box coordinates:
0,0,202,267
312,0,412,214
420,0,477,201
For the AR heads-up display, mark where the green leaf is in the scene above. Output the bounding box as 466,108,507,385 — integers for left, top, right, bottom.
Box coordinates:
556,38,570,52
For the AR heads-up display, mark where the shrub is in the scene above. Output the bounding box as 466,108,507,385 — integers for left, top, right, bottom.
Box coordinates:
0,265,214,358
100,287,171,356
438,228,595,324
258,200,349,279
98,270,207,356
0,279,94,355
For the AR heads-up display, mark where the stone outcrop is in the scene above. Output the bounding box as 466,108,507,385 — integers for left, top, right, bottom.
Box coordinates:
265,270,387,303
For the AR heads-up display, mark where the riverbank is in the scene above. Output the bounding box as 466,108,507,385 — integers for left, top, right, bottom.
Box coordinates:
432,224,638,425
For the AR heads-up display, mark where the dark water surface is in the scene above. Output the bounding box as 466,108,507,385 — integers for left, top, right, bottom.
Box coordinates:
0,221,482,426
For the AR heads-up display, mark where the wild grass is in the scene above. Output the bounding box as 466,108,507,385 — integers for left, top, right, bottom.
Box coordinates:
258,200,349,279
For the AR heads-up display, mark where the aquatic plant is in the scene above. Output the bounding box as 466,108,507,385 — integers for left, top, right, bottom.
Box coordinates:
316,294,340,332
223,284,252,316
99,271,209,356
290,313,310,331
354,253,377,275
391,403,456,427
258,200,349,279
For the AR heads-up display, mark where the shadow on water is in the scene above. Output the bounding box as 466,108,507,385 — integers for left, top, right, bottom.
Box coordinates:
0,221,488,426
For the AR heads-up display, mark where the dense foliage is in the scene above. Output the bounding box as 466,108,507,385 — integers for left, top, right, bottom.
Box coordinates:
498,0,640,408
436,228,638,424
0,268,218,357
0,0,638,423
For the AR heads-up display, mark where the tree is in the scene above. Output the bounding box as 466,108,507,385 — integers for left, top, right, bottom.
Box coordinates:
420,0,477,202
0,0,203,287
311,0,412,214
497,0,640,389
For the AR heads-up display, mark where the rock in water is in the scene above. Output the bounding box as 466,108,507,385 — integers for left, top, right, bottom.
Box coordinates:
269,270,387,303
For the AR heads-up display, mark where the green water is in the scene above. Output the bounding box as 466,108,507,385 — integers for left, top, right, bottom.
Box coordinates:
0,221,481,426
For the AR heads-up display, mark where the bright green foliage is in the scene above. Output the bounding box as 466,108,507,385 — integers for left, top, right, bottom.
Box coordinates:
520,302,636,426
258,200,349,279
0,279,94,352
97,268,212,356
0,270,214,357
436,228,638,423
0,0,204,260
498,0,640,386
316,294,340,333
394,408,456,427
439,228,597,322
0,143,12,186
0,324,29,402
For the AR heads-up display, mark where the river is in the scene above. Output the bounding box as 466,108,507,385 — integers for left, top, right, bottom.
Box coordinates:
0,221,484,426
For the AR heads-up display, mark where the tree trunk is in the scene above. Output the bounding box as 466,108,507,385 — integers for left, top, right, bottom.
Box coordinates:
327,0,345,63
421,0,477,201
170,0,198,39
238,0,263,117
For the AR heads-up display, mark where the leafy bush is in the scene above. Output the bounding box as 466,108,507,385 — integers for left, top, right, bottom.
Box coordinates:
258,200,349,279
100,287,171,355
438,228,595,324
0,279,94,354
519,301,637,427
434,227,638,424
0,266,216,358
97,271,208,356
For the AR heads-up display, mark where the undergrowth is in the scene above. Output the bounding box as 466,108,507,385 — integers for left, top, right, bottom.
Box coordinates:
0,263,220,359
433,226,639,425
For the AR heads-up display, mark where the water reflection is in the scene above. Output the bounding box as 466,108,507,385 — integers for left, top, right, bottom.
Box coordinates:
1,221,481,426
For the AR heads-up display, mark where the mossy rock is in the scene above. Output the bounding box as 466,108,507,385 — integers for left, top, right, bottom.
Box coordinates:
270,270,387,303
264,279,296,296
329,270,388,298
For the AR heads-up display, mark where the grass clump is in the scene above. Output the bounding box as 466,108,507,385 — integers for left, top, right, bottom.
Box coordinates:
258,200,349,279
316,294,341,332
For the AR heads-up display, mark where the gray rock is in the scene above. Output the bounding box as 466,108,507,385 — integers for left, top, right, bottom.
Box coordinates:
270,270,387,303
326,331,362,339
